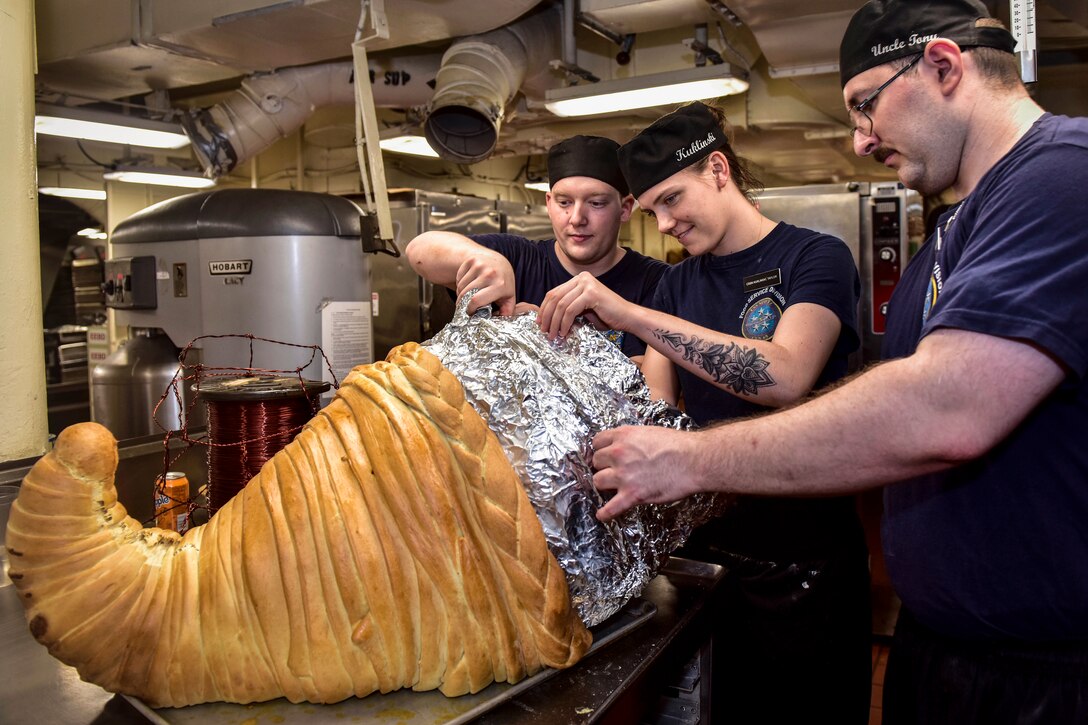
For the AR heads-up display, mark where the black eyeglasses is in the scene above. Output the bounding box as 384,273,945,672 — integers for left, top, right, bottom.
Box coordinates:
849,53,923,138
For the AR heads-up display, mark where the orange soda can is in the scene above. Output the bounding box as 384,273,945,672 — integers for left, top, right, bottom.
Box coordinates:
154,472,190,533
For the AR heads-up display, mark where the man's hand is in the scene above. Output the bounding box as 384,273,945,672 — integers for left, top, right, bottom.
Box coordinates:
537,271,637,340
455,251,517,316
591,425,704,520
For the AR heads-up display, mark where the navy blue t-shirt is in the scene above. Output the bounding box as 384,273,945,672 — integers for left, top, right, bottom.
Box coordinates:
652,222,860,424
471,233,668,357
655,222,862,560
881,113,1088,641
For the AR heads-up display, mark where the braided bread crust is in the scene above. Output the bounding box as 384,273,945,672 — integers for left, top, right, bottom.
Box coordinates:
6,343,591,706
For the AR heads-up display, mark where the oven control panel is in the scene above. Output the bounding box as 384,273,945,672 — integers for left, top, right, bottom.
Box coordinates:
869,198,902,334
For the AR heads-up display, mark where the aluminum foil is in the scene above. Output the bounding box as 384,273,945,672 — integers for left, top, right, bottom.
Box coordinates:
425,295,731,626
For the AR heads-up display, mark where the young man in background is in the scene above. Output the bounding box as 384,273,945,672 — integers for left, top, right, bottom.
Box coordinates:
406,135,667,362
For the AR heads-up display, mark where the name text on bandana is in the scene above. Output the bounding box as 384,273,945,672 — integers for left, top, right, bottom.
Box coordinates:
871,33,938,56
675,132,717,162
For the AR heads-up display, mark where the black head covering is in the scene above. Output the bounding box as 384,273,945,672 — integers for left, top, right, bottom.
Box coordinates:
546,135,629,195
617,102,728,200
840,0,1016,87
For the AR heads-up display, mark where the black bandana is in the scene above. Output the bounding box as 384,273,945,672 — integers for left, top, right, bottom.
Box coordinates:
546,135,628,195
840,0,1016,87
617,102,728,200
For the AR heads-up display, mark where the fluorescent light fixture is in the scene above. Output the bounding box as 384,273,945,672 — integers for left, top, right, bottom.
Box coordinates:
35,103,191,149
804,127,853,140
104,166,215,189
38,186,107,201
524,181,550,192
544,64,749,118
77,227,108,240
379,135,440,158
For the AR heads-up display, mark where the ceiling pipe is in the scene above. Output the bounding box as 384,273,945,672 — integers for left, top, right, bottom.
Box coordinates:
423,3,561,164
183,54,442,177
550,0,600,84
563,0,578,68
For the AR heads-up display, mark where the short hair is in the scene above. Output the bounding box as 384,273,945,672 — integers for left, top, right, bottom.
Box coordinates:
969,18,1024,88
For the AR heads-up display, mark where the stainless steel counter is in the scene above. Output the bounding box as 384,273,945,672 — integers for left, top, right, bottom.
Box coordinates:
474,557,723,724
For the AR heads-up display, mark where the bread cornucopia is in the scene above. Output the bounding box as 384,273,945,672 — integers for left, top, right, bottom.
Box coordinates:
4,343,592,707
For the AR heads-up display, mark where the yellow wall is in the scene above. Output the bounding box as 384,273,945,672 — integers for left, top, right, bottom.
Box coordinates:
0,0,49,461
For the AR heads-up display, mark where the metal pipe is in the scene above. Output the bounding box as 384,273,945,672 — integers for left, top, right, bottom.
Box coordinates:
563,0,578,67
577,12,626,47
694,24,708,66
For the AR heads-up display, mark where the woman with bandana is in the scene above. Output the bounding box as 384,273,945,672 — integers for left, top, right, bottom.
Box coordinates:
538,102,871,723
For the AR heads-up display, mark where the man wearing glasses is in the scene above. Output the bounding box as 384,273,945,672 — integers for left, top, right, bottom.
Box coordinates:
847,52,922,139
589,0,1088,721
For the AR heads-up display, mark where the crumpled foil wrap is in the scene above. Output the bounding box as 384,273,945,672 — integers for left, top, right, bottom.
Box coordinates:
425,295,731,626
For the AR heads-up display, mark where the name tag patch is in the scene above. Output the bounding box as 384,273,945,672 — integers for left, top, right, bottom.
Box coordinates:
743,268,782,292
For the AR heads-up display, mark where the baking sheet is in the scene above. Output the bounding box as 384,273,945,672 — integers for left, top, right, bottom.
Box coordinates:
126,597,657,725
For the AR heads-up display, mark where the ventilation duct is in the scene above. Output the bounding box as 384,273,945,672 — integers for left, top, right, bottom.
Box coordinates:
182,4,562,175
423,4,561,163
183,54,442,177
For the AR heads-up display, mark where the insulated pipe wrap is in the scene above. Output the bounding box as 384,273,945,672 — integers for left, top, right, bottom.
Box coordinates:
425,36,526,163
187,56,441,176
433,41,523,114
184,6,560,174
424,5,560,163
209,63,355,169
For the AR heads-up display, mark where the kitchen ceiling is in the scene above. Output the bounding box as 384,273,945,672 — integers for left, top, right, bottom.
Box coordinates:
32,0,1088,192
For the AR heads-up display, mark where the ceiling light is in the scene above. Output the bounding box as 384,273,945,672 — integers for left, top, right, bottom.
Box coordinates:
38,186,107,201
77,227,108,240
544,65,749,118
103,166,216,189
524,181,550,192
379,135,440,158
35,103,191,149
803,128,853,140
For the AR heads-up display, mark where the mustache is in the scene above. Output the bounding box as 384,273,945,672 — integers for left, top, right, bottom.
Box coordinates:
873,147,893,164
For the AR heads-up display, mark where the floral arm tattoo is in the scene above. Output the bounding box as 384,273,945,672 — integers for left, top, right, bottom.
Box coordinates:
653,329,776,396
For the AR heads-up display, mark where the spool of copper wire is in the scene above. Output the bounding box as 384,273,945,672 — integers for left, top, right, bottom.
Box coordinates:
198,376,330,514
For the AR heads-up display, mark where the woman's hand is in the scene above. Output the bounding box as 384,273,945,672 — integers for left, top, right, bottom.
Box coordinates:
537,272,637,340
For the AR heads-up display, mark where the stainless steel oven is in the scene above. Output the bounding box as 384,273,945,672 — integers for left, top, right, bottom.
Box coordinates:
756,182,923,367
